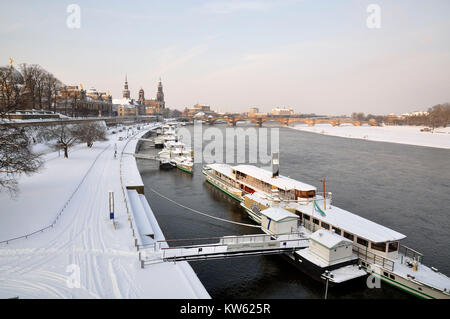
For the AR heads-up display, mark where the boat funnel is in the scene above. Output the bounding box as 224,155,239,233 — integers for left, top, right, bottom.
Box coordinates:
272,152,279,178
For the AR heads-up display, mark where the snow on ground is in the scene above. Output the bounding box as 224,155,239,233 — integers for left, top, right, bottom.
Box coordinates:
290,124,450,149
0,122,210,299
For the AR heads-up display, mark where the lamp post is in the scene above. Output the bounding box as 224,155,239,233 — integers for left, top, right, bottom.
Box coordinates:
321,270,334,299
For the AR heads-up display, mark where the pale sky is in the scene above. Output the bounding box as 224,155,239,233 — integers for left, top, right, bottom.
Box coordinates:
1,0,449,115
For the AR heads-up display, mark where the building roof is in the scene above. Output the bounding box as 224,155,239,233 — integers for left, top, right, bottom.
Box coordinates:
233,165,316,192
260,206,298,222
310,229,352,249
112,98,137,108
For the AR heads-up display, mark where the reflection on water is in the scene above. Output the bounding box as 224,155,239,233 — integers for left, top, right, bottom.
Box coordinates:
137,124,449,299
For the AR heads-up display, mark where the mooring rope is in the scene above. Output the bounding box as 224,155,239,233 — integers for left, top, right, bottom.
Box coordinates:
148,187,261,228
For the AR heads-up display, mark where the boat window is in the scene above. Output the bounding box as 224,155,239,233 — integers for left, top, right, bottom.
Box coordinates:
389,274,395,280
388,242,399,252
383,272,389,277
371,242,387,253
313,218,319,225
332,227,341,235
303,214,310,221
321,222,330,230
357,237,368,247
343,232,354,241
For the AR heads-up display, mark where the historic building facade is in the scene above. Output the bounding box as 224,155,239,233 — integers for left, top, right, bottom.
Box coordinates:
57,85,113,117
140,79,165,114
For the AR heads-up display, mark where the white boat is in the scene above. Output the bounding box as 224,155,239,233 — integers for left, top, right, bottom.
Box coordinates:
158,141,193,173
202,156,450,299
155,125,178,148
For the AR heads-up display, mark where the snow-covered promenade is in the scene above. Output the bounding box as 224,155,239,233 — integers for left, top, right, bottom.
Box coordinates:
290,125,450,149
0,123,210,299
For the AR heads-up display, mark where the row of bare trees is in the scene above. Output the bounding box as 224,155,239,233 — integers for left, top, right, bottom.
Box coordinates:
1,121,108,194
0,64,63,117
19,64,64,112
38,122,107,158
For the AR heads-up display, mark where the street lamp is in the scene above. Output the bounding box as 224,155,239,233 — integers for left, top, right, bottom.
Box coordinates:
321,270,334,299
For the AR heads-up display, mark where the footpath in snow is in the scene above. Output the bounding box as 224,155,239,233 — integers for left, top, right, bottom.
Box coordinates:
290,125,450,149
0,123,210,299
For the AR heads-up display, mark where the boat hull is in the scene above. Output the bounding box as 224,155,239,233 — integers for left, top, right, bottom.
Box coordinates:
177,163,193,174
369,264,450,299
159,160,175,169
283,252,363,286
203,170,243,202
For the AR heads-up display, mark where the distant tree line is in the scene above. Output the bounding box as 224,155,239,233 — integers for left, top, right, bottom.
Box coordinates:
161,107,182,118
427,103,450,128
351,103,450,128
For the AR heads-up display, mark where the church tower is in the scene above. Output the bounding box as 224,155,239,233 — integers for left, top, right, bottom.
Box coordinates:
138,87,145,103
122,74,130,99
156,78,165,109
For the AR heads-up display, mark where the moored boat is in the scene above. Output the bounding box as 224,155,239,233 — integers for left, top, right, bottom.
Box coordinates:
201,155,450,298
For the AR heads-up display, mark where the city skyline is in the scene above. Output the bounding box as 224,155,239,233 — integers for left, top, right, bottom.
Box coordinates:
1,0,449,115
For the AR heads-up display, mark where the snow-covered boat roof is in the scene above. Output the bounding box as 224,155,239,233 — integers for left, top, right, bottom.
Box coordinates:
207,163,234,179
310,229,352,249
289,201,406,243
244,192,272,207
165,141,185,148
260,207,299,222
233,165,316,192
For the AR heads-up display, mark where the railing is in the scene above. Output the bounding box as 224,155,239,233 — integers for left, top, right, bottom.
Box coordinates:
119,123,161,251
158,234,309,261
0,144,110,245
399,244,424,264
203,170,242,194
353,245,395,272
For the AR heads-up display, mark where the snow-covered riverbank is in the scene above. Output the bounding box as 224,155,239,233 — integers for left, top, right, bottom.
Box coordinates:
0,122,210,299
290,125,450,149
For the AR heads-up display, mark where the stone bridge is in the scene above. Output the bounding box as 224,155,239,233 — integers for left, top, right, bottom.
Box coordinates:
192,116,377,127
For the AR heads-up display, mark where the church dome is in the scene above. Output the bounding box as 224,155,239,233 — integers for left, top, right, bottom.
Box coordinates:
0,66,24,84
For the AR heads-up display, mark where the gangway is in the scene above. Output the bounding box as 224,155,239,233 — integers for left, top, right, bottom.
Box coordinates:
129,153,158,160
140,233,309,266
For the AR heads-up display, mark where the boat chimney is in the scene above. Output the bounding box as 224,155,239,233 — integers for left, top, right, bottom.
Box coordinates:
271,188,280,206
272,152,279,178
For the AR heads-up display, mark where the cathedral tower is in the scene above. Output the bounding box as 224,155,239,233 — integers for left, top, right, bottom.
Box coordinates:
156,78,165,109
138,87,145,103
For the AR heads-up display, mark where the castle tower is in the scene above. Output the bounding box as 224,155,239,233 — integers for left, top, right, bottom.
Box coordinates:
122,74,130,99
156,78,165,109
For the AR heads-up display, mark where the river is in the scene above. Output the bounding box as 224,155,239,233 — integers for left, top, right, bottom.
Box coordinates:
137,123,450,299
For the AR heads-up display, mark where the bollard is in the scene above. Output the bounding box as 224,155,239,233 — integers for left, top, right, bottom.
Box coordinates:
138,252,141,261
141,260,144,269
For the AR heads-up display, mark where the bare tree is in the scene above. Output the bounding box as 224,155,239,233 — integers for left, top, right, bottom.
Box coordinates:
428,103,450,128
42,72,63,112
72,121,108,148
38,124,78,158
0,66,24,118
0,125,42,194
